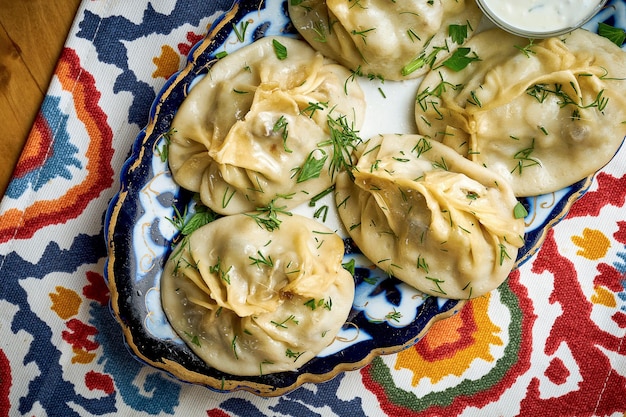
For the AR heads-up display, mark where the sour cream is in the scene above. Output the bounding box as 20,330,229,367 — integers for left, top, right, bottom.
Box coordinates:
477,0,606,36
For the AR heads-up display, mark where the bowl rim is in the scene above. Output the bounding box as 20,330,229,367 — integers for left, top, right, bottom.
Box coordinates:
476,0,609,38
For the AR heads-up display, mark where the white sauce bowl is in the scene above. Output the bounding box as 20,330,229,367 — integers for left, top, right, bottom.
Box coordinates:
476,0,609,38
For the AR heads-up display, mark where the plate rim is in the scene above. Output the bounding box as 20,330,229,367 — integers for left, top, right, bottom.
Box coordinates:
103,0,605,396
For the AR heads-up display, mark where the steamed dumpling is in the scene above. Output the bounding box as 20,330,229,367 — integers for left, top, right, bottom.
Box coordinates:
415,28,626,196
161,213,354,376
288,0,482,80
168,36,366,215
335,134,525,299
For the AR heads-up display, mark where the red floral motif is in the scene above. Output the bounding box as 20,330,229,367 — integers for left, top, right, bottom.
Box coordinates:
614,221,626,244
360,268,537,416
613,311,626,328
83,271,110,306
178,31,205,56
594,263,625,293
544,357,569,385
207,409,232,417
62,319,99,352
0,349,11,417
519,230,626,416
85,370,115,395
567,173,626,218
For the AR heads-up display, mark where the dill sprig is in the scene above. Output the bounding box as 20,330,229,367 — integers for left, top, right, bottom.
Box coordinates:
157,128,176,162
246,198,293,231
166,197,219,271
511,138,541,175
320,113,363,178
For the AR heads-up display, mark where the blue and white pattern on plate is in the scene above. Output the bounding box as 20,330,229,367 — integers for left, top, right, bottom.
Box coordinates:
104,0,600,396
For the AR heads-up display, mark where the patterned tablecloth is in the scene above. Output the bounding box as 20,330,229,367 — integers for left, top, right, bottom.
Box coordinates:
1,1,626,416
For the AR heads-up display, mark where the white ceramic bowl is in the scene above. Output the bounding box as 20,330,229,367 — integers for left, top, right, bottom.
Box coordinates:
476,0,609,38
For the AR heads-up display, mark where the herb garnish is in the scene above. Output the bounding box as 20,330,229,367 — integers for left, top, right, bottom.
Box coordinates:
272,39,288,60
499,244,511,266
598,22,626,46
314,205,329,222
209,257,233,285
158,128,176,162
167,201,217,238
249,250,274,268
515,39,536,57
309,185,335,207
442,47,480,71
513,202,528,219
432,157,449,171
246,199,293,231
526,83,609,112
402,39,450,76
222,187,236,209
313,21,328,42
425,276,446,295
273,115,292,153
301,101,329,118
386,308,402,322
449,23,469,44
183,331,201,347
344,65,363,94
233,20,250,43
304,297,333,311
416,72,463,115
511,138,541,175
286,349,305,362
465,90,482,107
320,113,363,178
416,254,429,273
166,197,219,271
407,28,421,42
259,359,274,376
296,149,328,183
352,27,376,44
271,315,299,328
412,136,433,158
231,335,239,360
342,258,356,275
466,191,479,200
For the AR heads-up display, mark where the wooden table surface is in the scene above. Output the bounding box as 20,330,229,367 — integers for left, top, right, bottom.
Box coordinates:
0,0,82,198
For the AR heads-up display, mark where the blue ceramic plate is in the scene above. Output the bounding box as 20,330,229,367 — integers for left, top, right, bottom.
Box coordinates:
104,0,621,396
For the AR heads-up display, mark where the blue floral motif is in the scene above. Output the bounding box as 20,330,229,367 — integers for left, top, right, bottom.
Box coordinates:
0,233,115,416
76,1,234,127
5,95,81,199
215,374,368,417
90,299,182,414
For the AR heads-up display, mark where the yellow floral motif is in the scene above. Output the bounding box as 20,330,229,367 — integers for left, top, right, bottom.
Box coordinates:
591,286,617,307
72,347,97,364
394,294,502,385
152,45,180,79
49,286,81,320
571,228,610,260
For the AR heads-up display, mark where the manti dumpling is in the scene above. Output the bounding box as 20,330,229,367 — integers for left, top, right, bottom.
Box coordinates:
335,134,525,299
415,28,626,197
168,36,366,215
161,213,355,375
288,0,482,80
